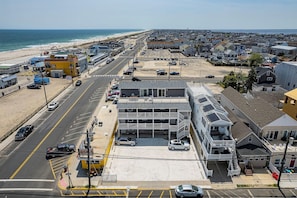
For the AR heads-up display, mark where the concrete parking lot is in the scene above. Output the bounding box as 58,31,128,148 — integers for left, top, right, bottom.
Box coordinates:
105,138,207,182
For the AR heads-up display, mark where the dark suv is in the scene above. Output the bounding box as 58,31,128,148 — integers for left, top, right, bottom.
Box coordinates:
156,70,167,75
15,125,34,141
46,143,76,159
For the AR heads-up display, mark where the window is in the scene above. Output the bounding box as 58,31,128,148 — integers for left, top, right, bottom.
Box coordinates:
170,119,177,125
266,71,271,76
274,159,280,165
248,136,252,142
158,89,166,97
267,77,273,81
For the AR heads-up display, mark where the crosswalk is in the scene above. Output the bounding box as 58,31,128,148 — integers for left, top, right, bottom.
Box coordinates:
91,74,119,78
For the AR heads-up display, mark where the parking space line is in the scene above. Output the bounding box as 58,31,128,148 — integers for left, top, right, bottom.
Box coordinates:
136,190,142,198
49,160,56,179
10,83,94,179
248,189,254,197
148,190,153,198
160,190,164,198
61,137,81,143
65,131,83,137
80,112,92,116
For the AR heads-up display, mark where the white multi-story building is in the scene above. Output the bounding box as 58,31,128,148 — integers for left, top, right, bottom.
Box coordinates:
275,62,297,91
187,84,240,177
117,80,191,140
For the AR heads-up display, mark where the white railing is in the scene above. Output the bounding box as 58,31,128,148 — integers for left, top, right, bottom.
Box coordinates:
118,112,137,118
138,123,153,128
207,153,233,161
169,125,178,131
211,139,235,147
154,123,169,129
118,123,137,129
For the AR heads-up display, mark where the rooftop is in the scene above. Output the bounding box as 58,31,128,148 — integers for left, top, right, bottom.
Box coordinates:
285,88,297,99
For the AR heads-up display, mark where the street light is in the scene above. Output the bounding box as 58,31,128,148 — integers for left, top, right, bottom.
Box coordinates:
40,71,48,107
69,64,74,86
277,132,294,197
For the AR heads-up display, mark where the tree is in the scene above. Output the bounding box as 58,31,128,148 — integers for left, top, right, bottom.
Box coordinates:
245,67,257,91
248,53,263,67
222,71,238,89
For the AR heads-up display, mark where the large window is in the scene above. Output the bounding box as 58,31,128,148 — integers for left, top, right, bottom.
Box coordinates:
170,119,177,125
158,89,166,97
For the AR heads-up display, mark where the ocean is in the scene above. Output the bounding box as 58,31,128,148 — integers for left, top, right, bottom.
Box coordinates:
1,29,296,53
0,29,142,52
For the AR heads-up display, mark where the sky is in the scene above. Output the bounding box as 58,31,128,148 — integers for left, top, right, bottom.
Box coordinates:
1,0,297,30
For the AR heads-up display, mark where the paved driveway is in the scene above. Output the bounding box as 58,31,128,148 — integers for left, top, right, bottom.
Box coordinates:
105,138,207,182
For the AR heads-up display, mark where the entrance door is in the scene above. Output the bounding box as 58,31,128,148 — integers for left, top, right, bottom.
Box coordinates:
289,158,296,168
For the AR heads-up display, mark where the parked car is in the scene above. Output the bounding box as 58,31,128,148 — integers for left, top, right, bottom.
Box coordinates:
175,184,204,198
48,101,59,111
132,77,141,81
75,80,82,86
170,71,180,75
115,137,136,146
106,57,114,64
168,139,190,151
156,70,167,75
111,83,119,89
169,61,177,65
205,75,215,78
27,84,41,89
123,69,133,75
15,125,34,141
46,143,76,159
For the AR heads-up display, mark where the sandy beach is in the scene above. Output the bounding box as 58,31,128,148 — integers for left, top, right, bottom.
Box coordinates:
0,30,144,64
0,30,144,141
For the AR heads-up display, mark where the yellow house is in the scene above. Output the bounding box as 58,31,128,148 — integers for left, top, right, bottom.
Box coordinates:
44,54,79,77
283,88,297,120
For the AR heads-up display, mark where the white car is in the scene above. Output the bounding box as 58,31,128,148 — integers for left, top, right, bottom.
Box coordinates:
175,184,204,198
168,139,190,151
48,101,59,111
115,137,136,146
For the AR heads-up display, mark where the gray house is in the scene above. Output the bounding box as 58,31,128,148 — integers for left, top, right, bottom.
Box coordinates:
274,62,297,91
117,80,191,140
220,86,297,175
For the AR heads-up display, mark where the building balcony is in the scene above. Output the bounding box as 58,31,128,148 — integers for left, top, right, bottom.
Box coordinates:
201,145,233,160
118,112,178,119
118,123,171,130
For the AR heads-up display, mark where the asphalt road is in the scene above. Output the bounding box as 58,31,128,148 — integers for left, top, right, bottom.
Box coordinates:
0,36,145,197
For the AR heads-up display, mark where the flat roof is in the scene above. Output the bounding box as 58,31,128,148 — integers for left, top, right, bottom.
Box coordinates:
118,97,191,110
0,63,18,67
285,88,297,99
271,45,297,50
119,80,187,89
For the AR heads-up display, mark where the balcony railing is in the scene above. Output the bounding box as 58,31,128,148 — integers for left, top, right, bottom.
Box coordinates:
118,112,178,119
211,139,235,147
118,123,170,130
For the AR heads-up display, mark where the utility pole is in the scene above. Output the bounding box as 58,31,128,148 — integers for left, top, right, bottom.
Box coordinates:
86,129,91,189
277,132,293,197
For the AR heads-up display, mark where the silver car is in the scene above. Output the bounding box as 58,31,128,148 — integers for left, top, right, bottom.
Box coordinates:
115,137,136,146
175,184,203,198
48,101,59,111
168,139,190,151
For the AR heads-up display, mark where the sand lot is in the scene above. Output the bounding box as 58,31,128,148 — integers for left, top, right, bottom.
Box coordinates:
122,48,250,78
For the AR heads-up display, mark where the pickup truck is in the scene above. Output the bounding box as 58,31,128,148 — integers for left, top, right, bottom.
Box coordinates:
46,143,76,159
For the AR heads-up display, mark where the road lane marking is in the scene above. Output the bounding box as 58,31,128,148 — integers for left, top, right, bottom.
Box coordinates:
0,188,53,191
0,179,54,182
10,82,94,179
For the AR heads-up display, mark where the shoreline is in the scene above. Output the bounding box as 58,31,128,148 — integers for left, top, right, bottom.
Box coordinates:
0,30,146,64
